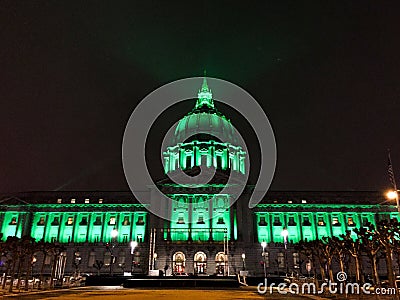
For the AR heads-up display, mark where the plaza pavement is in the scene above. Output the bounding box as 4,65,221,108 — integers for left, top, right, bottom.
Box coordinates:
1,286,398,300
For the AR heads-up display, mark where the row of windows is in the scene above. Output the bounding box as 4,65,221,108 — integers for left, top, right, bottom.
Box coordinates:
258,216,369,227
177,216,225,225
36,216,145,226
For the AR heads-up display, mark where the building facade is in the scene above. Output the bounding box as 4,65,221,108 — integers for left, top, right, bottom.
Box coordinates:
0,79,398,278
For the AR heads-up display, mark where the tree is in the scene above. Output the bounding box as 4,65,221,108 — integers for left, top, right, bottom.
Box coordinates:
341,230,363,283
354,224,381,286
372,219,400,288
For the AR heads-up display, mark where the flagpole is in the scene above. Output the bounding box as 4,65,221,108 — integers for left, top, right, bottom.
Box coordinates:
388,149,399,213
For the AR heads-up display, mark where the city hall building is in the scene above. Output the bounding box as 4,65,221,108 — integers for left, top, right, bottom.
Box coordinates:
0,79,397,278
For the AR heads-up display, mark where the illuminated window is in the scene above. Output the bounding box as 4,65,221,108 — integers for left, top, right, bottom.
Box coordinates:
177,216,185,224
137,234,143,242
122,216,130,226
302,217,311,226
51,217,60,226
93,216,102,225
37,217,45,226
57,198,62,203
273,217,282,226
258,216,267,226
347,217,355,226
66,217,74,226
9,217,17,225
71,199,76,203
332,217,341,226
79,217,88,226
136,216,145,225
277,252,285,268
293,253,300,269
317,217,325,226
99,199,103,203
288,217,297,226
85,198,90,203
108,217,116,225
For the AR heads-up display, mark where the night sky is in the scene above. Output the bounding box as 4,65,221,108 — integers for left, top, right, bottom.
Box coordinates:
1,2,400,194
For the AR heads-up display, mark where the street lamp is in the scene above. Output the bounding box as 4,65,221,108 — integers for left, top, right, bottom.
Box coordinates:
109,229,118,275
130,241,138,274
241,253,246,271
281,228,289,275
386,190,400,212
153,253,158,270
261,241,267,279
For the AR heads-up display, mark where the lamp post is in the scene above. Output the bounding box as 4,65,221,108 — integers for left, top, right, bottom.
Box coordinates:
130,241,138,275
241,253,246,271
109,228,118,276
153,253,158,270
261,241,267,279
386,190,400,213
281,228,289,275
73,249,81,278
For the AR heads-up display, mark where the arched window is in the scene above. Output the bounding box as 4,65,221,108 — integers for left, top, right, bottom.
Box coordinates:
194,252,207,274
215,252,226,275
172,252,186,273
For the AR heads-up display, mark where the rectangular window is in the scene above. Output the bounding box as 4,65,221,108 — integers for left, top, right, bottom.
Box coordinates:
347,217,355,226
51,217,60,226
37,217,45,226
66,217,74,226
109,217,116,225
258,216,267,226
317,217,325,226
93,216,102,225
79,217,88,226
122,216,130,226
288,216,297,226
302,216,311,226
277,253,285,268
136,216,145,225
273,217,282,226
332,217,341,226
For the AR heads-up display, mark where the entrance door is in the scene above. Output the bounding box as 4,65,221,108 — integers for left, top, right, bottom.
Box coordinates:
215,252,225,275
172,251,186,273
194,252,207,275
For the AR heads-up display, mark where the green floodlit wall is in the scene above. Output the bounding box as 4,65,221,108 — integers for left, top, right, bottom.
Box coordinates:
256,210,381,243
28,211,147,243
0,211,25,241
169,194,231,241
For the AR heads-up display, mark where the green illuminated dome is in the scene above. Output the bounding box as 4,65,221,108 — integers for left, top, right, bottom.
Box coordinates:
173,77,236,145
163,77,246,175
